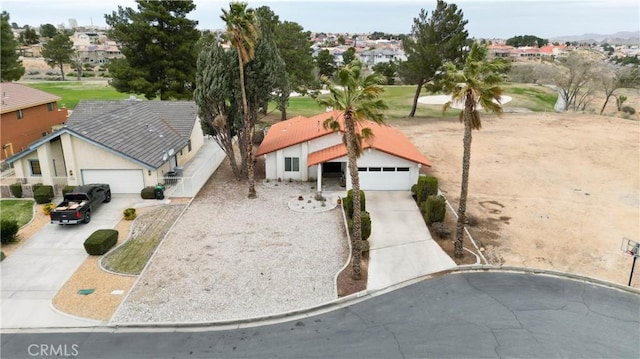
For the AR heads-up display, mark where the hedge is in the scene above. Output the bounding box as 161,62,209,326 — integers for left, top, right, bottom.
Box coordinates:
33,185,54,204
10,182,22,198
416,176,438,204
421,195,446,225
83,229,118,255
141,186,156,199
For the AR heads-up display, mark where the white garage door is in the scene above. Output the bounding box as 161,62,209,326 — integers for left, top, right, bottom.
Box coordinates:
81,169,144,194
358,167,412,190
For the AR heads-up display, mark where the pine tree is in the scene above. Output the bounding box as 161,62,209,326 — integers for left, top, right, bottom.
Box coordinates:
1,12,25,81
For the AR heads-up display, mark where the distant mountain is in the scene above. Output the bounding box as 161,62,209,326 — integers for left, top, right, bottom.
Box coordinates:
550,31,639,45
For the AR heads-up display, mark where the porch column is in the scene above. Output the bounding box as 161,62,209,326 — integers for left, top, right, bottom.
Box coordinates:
36,142,53,186
60,133,79,186
317,164,322,192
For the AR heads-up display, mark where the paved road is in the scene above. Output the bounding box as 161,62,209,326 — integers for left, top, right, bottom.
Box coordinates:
2,272,638,358
1,194,140,329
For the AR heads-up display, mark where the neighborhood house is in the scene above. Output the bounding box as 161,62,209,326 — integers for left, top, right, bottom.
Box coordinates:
256,110,431,191
6,100,204,194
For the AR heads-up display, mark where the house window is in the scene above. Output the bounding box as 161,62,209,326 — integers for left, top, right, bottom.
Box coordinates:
284,157,299,172
396,167,410,172
187,139,192,152
357,167,367,172
369,167,381,172
383,167,395,172
29,160,42,175
42,131,48,137
47,102,55,111
17,109,23,119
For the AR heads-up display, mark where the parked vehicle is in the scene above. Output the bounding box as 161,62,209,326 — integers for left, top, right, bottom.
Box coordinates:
50,184,111,225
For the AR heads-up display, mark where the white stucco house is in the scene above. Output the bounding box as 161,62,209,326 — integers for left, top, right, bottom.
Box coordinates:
6,100,205,194
256,110,431,191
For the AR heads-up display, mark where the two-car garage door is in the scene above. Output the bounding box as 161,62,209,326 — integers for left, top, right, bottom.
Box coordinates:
81,169,144,194
358,166,412,191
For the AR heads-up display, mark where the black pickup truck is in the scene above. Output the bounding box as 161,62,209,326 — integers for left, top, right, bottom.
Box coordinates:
50,184,111,225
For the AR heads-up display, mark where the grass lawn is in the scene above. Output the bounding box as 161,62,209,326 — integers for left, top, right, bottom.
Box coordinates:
26,81,130,109
0,200,35,227
101,205,185,275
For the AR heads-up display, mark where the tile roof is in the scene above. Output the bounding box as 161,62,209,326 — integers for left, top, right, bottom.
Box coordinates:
258,110,431,167
0,82,62,113
65,100,196,168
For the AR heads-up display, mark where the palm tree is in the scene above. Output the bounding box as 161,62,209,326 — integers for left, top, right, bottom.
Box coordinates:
221,1,259,198
442,43,506,258
317,60,388,279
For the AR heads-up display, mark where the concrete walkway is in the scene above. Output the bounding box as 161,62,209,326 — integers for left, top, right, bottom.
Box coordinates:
366,191,456,290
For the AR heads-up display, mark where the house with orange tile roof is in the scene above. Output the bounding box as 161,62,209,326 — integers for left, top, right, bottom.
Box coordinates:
0,83,68,161
256,110,431,191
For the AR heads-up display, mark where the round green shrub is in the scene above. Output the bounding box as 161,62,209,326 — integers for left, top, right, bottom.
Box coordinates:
1,219,20,244
10,182,22,198
123,208,137,220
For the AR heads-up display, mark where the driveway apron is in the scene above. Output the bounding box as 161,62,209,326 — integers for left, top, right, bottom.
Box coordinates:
1,194,139,329
366,191,456,290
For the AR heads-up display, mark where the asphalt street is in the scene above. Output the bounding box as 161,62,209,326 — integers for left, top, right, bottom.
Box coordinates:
2,271,638,358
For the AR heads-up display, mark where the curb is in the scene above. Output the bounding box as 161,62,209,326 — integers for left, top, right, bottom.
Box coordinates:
6,265,638,334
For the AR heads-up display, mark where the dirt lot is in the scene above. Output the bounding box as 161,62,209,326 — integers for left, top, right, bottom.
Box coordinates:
395,112,639,286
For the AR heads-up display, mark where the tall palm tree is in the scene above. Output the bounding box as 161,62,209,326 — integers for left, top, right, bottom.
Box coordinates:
221,1,259,198
442,43,506,258
317,60,388,279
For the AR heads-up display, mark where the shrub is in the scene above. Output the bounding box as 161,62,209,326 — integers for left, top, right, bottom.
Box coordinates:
0,251,5,261
62,186,75,196
421,195,446,225
416,176,438,204
0,219,19,244
621,106,636,115
347,211,371,240
33,185,54,204
83,229,118,255
123,208,137,220
31,183,43,194
345,189,366,219
42,203,56,215
140,186,156,199
431,221,451,239
361,240,370,253
10,182,22,198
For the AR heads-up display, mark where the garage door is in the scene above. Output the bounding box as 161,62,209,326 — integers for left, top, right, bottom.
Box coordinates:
81,169,144,194
358,167,412,190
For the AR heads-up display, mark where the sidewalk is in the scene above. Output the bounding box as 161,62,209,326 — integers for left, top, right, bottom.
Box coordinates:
365,191,456,290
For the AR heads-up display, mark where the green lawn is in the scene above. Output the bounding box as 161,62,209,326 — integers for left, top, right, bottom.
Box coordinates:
26,81,130,109
101,205,185,275
0,200,35,227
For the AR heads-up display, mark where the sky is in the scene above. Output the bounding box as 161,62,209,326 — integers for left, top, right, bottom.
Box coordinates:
1,0,638,39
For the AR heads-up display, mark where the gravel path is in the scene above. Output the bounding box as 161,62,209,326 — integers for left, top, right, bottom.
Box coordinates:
112,169,348,323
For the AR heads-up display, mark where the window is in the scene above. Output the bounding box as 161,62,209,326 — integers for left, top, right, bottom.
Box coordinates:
369,167,381,172
42,132,48,137
396,167,410,172
47,102,55,111
383,167,395,172
187,139,192,152
357,167,367,172
17,109,23,119
29,160,42,175
284,157,299,172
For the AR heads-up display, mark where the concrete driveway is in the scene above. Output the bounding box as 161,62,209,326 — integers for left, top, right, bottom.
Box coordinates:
366,191,456,290
1,194,140,329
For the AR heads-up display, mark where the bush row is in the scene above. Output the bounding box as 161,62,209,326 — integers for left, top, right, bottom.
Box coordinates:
413,175,448,238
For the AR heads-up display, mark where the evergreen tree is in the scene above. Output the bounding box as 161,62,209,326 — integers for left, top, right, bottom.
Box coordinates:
41,30,74,80
19,25,39,45
399,0,468,117
39,23,58,38
1,12,25,81
372,61,398,85
105,0,200,100
316,49,336,78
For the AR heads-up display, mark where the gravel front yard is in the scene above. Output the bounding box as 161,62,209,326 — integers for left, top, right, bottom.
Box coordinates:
112,163,349,323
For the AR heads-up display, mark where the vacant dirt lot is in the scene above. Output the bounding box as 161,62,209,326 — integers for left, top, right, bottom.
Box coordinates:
396,112,639,286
